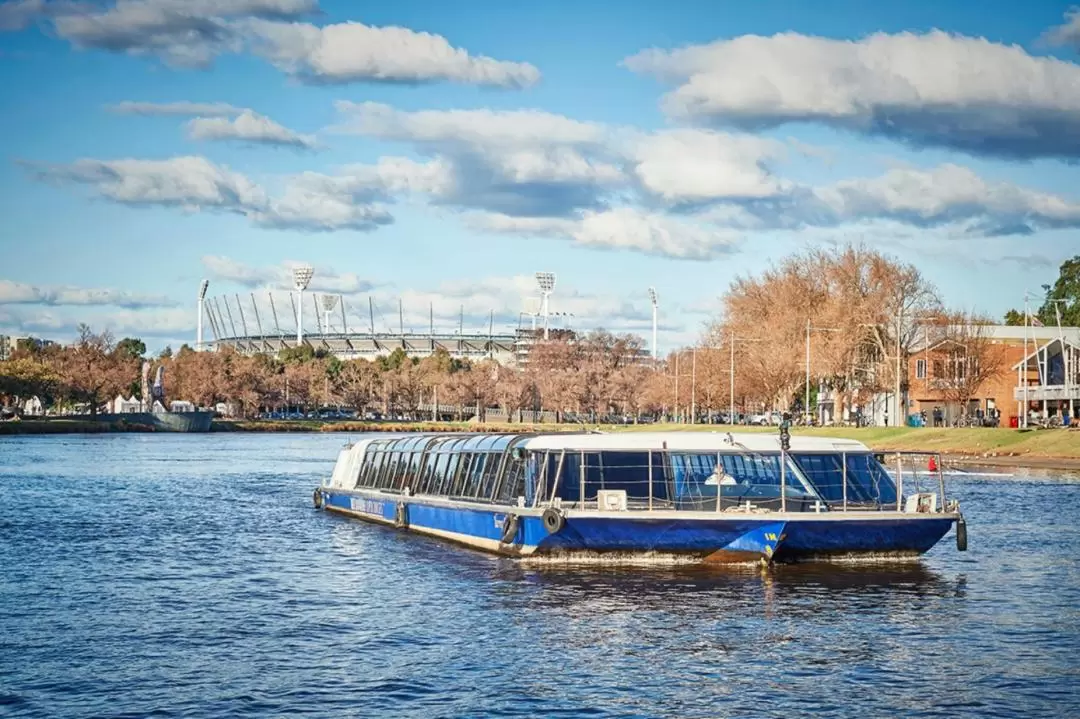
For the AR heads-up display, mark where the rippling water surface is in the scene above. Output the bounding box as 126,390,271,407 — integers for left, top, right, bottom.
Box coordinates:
1,434,1079,718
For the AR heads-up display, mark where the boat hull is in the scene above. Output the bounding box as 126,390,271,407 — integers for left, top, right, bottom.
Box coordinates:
319,489,956,565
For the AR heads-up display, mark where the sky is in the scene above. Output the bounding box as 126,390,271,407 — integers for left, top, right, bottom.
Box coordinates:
2,0,1080,354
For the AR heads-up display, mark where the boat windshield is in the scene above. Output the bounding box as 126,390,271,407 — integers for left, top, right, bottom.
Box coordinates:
790,452,898,507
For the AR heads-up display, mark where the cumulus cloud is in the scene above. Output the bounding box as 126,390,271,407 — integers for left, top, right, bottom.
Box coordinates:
245,19,539,87
0,305,197,340
469,207,739,260
331,101,628,218
48,0,318,68
22,154,407,232
628,129,789,204
1042,8,1080,51
200,255,375,294
624,30,1080,159
0,279,176,309
712,164,1080,237
187,109,316,148
107,100,243,116
25,155,268,212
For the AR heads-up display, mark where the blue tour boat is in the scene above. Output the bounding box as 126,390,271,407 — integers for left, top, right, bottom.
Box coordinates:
314,431,967,564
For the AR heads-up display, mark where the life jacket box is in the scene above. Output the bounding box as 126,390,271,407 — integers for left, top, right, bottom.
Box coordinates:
597,489,628,511
904,492,938,514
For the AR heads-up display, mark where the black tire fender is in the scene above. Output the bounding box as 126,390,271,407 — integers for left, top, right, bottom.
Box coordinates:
500,514,520,545
541,507,565,535
956,516,968,552
313,488,323,509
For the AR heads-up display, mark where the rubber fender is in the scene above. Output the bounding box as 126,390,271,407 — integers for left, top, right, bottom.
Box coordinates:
541,507,566,535
500,514,520,545
313,488,323,509
395,501,408,529
956,516,968,552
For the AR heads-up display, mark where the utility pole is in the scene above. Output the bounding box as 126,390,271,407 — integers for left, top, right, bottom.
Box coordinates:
674,352,680,423
691,347,697,424
805,318,840,425
895,308,903,428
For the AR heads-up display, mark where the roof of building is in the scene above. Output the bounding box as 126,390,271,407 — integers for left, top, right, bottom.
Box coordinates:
911,325,1080,352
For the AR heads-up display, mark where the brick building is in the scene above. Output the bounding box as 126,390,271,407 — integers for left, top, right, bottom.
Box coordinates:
908,326,1080,428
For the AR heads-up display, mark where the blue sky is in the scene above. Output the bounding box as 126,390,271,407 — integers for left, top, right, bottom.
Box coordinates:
2,0,1080,352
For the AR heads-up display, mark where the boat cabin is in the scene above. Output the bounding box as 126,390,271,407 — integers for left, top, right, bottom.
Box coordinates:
338,432,902,513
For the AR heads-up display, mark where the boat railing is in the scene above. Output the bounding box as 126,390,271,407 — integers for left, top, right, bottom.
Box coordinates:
534,449,954,515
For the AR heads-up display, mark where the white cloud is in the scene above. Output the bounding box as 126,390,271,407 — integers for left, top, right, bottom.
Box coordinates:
200,255,375,293
0,279,176,309
470,208,739,260
333,101,603,148
51,0,319,68
245,19,540,87
24,155,397,232
108,100,243,116
624,30,1080,159
187,109,316,148
27,155,268,212
808,164,1080,234
1042,8,1080,51
628,129,788,203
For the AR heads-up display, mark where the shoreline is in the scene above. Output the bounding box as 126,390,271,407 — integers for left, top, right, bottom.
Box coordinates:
3,418,1079,472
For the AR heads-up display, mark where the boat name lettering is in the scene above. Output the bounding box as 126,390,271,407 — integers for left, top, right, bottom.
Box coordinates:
350,497,383,516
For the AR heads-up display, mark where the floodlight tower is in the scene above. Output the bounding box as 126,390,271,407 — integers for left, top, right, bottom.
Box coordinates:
535,271,556,340
293,265,314,345
320,294,339,334
648,287,658,361
196,279,209,351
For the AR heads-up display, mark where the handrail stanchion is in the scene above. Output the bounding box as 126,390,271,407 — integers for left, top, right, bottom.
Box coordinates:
716,451,722,513
936,452,946,512
579,450,586,510
648,450,654,512
780,456,787,513
842,452,848,512
896,452,904,512
551,450,565,506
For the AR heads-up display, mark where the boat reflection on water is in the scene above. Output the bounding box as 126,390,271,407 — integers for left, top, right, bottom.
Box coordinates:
487,561,966,621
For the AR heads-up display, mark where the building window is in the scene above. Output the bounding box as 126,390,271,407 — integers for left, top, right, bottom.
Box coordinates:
932,360,944,379
916,359,926,379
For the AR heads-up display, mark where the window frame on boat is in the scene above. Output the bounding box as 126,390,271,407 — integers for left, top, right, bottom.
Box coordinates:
349,434,899,513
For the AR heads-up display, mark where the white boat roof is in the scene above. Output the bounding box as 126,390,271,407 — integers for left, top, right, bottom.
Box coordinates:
522,431,870,453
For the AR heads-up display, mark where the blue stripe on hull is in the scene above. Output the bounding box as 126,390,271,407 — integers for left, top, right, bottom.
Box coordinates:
321,490,955,561
538,516,786,555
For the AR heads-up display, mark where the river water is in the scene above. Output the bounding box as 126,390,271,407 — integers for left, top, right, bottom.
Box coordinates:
1,433,1078,718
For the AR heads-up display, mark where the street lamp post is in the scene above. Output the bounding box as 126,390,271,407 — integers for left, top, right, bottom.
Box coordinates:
805,318,840,425
648,287,659,363
729,335,762,425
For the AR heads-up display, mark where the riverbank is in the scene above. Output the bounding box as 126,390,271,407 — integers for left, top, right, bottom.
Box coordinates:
5,418,1079,470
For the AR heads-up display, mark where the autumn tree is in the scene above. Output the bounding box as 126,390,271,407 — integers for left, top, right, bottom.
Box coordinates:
932,312,1011,420
50,325,133,414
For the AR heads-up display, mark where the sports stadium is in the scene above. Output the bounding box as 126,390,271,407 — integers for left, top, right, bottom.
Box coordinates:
196,268,621,367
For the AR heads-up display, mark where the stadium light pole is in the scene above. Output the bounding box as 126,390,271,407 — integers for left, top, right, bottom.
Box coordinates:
320,294,339,335
196,279,209,351
293,266,314,346
648,287,658,362
535,272,556,340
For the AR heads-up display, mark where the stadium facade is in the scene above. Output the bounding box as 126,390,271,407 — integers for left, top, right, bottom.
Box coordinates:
200,282,551,366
